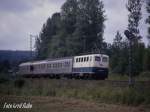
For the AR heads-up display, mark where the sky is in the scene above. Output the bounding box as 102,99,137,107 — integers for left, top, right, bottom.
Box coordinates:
0,0,148,50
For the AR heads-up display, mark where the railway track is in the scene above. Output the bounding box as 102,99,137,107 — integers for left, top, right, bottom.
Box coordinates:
23,77,150,88
99,80,150,87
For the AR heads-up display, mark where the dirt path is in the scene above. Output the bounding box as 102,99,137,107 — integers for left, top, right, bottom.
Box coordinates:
0,95,149,112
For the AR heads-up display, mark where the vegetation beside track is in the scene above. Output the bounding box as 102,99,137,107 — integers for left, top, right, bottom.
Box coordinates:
0,73,150,106
108,72,150,81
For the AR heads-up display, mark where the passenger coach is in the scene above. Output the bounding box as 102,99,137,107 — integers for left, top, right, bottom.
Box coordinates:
19,54,109,79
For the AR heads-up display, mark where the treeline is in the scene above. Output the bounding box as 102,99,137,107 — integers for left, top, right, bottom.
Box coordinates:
0,50,35,73
36,0,150,75
36,0,105,58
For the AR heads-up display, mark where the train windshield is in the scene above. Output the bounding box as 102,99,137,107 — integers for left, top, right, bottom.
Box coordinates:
102,57,108,62
95,56,101,61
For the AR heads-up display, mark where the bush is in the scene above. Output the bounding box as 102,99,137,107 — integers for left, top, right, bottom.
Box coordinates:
0,73,11,83
14,79,25,88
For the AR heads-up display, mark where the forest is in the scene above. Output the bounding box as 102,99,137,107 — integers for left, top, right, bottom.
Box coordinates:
35,0,150,76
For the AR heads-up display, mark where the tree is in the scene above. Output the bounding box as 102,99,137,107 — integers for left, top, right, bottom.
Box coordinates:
36,0,106,59
143,0,150,71
36,13,61,59
146,0,150,46
60,0,78,56
0,60,10,73
126,0,142,41
75,0,105,54
61,0,78,34
126,0,143,76
113,31,123,49
143,48,150,71
110,31,128,75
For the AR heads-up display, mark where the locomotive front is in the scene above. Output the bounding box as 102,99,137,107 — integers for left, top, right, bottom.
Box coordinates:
73,54,109,79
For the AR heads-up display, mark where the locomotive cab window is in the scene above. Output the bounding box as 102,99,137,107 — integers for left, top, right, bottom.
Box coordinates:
81,58,83,62
84,57,86,62
76,58,79,62
95,56,101,61
87,57,89,61
102,57,108,62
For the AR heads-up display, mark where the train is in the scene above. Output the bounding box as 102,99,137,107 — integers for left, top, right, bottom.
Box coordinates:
19,54,109,79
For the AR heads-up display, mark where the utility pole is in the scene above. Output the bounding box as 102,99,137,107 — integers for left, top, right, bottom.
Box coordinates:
30,34,37,60
83,35,86,53
128,38,132,86
124,30,135,86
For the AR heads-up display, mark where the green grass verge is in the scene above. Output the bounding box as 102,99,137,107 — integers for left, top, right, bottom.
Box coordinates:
0,78,150,106
108,72,150,81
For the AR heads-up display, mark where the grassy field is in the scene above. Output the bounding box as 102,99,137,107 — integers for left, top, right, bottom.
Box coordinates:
0,95,150,112
108,72,150,81
0,73,150,112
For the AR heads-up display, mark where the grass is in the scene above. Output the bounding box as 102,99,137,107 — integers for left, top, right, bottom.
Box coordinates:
0,77,150,106
108,72,150,81
1,95,149,112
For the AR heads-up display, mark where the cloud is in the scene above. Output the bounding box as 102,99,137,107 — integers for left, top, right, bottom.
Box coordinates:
0,0,33,13
0,0,65,50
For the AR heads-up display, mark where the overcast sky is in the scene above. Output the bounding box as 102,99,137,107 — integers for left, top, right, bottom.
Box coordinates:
0,0,148,50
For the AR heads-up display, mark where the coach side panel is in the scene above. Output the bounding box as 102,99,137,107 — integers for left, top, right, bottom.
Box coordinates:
45,58,73,74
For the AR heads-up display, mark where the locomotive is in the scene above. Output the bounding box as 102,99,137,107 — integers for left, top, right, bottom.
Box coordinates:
19,54,109,79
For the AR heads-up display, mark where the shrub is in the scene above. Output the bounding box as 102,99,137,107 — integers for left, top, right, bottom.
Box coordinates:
14,79,25,88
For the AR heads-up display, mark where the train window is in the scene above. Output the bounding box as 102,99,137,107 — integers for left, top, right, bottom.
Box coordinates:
57,63,59,68
87,57,89,61
84,57,86,62
42,64,45,68
78,58,80,62
49,64,51,68
64,62,69,67
56,63,57,68
55,63,57,68
30,65,34,71
76,58,78,62
95,56,101,61
58,63,60,68
60,63,62,68
81,58,83,62
102,57,108,62
68,62,70,66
